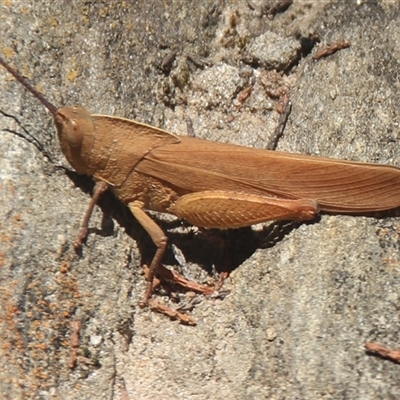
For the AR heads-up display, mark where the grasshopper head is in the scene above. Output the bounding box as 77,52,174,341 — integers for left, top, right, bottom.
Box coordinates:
54,106,94,174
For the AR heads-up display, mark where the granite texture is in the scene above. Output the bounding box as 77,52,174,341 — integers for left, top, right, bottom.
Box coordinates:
1,1,400,399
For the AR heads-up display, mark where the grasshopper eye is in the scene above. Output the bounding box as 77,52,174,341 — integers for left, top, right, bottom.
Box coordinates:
66,118,84,148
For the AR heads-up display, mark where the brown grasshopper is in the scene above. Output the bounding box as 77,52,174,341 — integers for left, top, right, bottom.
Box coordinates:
2,54,400,323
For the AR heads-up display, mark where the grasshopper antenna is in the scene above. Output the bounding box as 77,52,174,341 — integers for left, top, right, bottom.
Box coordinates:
0,54,58,115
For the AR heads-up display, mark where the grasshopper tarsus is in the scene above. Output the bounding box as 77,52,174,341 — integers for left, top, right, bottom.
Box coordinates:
73,227,88,250
365,341,400,364
149,299,197,325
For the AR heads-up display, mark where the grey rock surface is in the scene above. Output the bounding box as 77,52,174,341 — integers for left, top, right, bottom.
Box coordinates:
1,1,400,399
